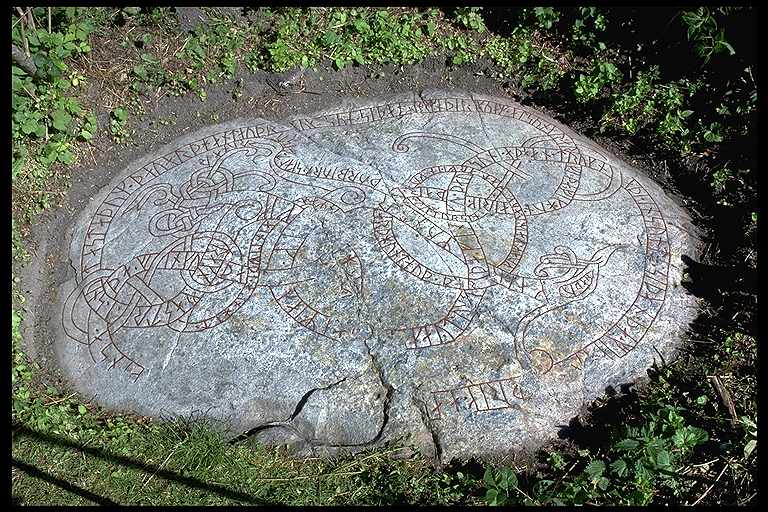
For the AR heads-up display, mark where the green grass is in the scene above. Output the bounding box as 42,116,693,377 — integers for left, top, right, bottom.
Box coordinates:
12,6,757,506
12,421,482,505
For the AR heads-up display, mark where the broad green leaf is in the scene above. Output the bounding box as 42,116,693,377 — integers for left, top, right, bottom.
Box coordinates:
615,438,640,451
51,109,73,132
502,469,518,490
322,30,339,46
483,467,496,487
585,459,606,477
21,119,41,136
57,149,74,165
610,458,628,477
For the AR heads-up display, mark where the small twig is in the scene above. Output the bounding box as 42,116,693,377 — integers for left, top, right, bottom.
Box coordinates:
44,392,77,406
15,9,31,59
332,446,408,473
264,79,283,95
539,52,558,64
136,443,181,494
708,375,739,426
27,7,37,32
12,14,24,31
550,461,578,496
690,463,728,506
48,7,51,34
740,491,758,505
21,84,38,100
691,459,719,468
176,36,191,56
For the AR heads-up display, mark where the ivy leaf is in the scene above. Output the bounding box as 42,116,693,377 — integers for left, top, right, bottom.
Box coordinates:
78,405,87,415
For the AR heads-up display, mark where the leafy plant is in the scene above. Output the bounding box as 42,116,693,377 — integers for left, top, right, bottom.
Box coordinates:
574,61,621,102
180,18,245,81
110,107,129,143
483,467,519,505
571,7,607,52
531,7,560,30
681,8,735,63
486,33,533,73
702,121,724,143
482,404,710,506
486,28,564,91
453,7,486,33
442,34,480,65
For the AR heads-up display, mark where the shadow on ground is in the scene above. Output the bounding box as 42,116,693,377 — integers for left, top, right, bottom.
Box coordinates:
12,424,270,506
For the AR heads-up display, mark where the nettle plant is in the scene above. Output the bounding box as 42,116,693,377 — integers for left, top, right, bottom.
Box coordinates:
483,405,709,506
12,8,97,167
453,7,486,33
574,60,621,102
681,7,736,64
571,7,608,52
249,6,479,73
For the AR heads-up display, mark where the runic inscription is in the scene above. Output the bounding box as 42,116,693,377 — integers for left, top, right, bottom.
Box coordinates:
58,91,688,457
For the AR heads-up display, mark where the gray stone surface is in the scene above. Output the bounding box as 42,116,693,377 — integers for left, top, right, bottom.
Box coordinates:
53,90,700,462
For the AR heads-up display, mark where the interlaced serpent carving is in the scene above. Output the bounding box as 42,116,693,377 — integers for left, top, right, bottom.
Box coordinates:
61,94,670,429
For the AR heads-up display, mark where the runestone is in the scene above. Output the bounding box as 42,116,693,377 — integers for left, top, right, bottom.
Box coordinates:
54,90,700,461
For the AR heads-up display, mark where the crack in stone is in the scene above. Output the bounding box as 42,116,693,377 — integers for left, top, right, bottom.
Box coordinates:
228,375,348,445
289,376,348,421
318,335,393,449
414,397,443,466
